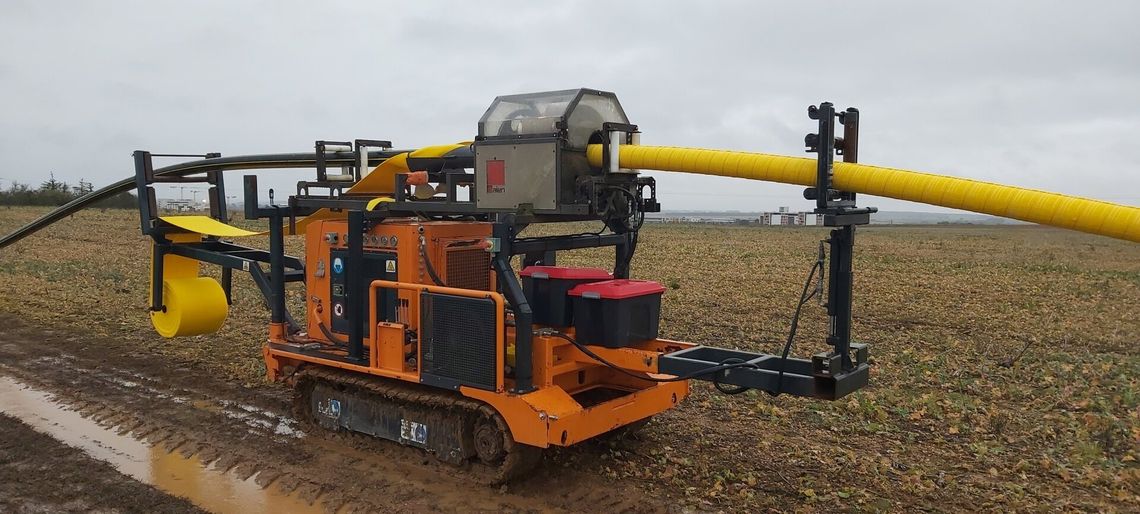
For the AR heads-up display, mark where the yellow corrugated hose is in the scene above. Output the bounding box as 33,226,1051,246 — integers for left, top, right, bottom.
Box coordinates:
586,145,1140,243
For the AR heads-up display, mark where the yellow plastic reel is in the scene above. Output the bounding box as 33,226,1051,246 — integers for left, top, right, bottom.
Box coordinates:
151,276,229,338
149,245,228,338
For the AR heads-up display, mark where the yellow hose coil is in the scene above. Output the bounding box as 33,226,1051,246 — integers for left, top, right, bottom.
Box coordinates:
149,243,229,337
151,277,229,338
586,145,1140,243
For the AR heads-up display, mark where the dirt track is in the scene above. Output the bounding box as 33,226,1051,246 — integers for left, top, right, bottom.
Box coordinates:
0,314,669,513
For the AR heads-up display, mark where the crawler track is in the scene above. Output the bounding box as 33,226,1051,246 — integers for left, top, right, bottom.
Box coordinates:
293,367,542,484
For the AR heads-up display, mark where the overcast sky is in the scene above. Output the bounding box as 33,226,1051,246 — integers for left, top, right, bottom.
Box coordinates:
2,1,1138,213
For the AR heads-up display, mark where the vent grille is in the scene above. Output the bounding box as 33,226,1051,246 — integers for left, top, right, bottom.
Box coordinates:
420,293,497,390
445,247,491,291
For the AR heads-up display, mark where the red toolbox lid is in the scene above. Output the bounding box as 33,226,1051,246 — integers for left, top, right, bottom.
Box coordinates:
568,279,666,300
520,266,613,280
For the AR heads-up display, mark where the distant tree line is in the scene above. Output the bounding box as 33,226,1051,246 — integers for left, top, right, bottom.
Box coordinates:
0,174,136,209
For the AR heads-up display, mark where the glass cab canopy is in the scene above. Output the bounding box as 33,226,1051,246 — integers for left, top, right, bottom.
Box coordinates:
477,88,630,149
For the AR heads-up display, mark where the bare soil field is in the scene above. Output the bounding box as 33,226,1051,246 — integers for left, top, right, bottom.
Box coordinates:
0,205,1136,512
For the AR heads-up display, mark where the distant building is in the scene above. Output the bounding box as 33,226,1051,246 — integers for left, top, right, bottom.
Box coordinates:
645,208,823,226
759,208,822,226
157,199,202,212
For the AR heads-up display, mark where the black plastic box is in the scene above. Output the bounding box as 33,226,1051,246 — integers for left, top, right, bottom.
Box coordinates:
569,279,665,348
520,266,613,327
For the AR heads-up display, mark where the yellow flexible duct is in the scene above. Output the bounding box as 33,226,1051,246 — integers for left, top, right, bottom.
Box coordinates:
586,145,1140,243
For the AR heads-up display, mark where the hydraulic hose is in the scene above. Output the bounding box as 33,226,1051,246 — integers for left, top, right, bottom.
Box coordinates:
586,145,1140,243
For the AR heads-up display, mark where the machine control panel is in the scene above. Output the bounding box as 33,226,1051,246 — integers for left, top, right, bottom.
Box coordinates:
329,249,398,336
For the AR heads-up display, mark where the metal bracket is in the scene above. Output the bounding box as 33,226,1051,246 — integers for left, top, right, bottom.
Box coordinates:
803,102,869,218
599,122,639,174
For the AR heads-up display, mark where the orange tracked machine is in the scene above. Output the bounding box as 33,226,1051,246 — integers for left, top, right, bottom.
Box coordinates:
127,89,869,480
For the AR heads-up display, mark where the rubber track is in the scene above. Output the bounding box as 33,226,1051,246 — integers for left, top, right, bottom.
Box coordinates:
293,367,542,484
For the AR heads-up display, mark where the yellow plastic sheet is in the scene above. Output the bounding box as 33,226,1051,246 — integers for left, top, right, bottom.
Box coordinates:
144,144,472,337
585,145,1140,243
159,216,261,238
351,143,469,194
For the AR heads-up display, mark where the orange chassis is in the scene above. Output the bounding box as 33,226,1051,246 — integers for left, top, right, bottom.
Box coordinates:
264,280,694,448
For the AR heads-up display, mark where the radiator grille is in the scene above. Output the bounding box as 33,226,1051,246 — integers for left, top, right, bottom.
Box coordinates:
420,293,497,390
445,247,491,291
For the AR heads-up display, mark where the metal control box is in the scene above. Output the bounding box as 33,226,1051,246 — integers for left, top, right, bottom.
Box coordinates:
474,140,560,211
329,249,397,336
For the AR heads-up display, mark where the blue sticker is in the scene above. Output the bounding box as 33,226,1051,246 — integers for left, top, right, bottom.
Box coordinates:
332,257,344,274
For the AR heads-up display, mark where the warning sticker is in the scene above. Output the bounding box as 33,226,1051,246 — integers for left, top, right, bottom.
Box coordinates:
385,260,396,273
486,159,505,193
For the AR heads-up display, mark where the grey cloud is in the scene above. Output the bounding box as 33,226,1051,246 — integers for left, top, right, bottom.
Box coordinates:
1,0,1137,212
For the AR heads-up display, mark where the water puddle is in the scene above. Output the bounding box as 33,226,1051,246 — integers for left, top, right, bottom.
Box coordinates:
0,375,327,514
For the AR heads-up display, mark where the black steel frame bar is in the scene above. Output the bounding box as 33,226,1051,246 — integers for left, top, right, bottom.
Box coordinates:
346,210,366,362
509,233,626,256
491,221,535,393
807,101,871,373
268,208,287,326
659,345,869,400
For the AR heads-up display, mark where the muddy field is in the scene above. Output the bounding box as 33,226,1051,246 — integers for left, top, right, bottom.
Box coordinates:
0,205,1137,513
0,411,203,513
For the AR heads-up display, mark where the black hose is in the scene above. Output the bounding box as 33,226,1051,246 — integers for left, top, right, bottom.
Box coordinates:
771,256,825,396
0,149,408,250
419,237,446,286
713,357,751,395
316,318,350,347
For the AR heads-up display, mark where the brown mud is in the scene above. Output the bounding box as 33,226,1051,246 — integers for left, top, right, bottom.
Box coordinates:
0,314,669,513
0,376,326,513
0,411,205,513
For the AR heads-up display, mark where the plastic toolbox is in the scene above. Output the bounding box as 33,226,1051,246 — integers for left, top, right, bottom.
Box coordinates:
569,279,665,348
520,266,613,327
